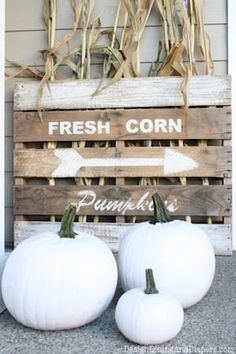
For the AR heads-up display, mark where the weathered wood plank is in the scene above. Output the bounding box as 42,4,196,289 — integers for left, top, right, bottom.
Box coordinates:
14,221,232,255
14,185,231,217
14,76,231,111
14,146,231,178
14,107,231,142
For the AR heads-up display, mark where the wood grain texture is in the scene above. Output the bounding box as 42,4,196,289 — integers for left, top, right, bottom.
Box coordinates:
14,185,231,217
5,61,228,103
14,221,232,255
14,107,231,142
14,76,231,111
14,146,231,178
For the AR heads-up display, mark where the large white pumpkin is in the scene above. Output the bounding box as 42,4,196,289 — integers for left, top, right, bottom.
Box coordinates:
2,204,118,330
118,193,215,308
115,269,184,345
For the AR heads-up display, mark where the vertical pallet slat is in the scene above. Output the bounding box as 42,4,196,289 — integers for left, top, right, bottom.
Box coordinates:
45,142,57,222
73,140,88,223
223,140,232,232
115,140,125,224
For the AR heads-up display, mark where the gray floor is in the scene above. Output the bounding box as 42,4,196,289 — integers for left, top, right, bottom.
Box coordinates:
0,255,235,354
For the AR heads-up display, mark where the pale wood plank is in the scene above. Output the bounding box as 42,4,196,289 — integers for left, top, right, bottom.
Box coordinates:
5,61,229,100
14,146,231,178
14,184,231,217
14,107,231,142
14,221,232,255
14,76,231,111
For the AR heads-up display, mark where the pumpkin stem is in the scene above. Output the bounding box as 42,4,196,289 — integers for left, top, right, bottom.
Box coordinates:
58,203,78,238
144,269,158,294
150,192,171,224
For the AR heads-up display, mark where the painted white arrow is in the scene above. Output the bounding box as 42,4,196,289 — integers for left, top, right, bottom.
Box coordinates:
52,148,199,177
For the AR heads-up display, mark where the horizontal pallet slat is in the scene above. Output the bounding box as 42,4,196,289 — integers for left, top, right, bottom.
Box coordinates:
14,107,231,142
14,185,231,217
5,62,229,103
14,76,231,111
14,221,232,255
14,146,231,178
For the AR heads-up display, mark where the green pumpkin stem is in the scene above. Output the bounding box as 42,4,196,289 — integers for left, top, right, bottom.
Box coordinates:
150,192,171,224
58,203,78,238
144,269,158,294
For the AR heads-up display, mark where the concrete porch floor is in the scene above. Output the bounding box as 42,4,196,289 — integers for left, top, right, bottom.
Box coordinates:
0,254,235,354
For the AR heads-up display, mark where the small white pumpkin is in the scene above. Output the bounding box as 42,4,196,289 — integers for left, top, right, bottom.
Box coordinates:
115,269,184,345
118,193,215,308
2,204,118,330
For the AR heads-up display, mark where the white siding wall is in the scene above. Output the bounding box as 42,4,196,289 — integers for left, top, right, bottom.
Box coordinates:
5,0,228,247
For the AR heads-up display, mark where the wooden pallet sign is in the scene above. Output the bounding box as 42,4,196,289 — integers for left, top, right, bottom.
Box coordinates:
13,76,232,255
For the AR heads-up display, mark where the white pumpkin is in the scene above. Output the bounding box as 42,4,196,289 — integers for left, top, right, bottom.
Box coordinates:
118,193,215,308
115,269,184,345
2,204,118,330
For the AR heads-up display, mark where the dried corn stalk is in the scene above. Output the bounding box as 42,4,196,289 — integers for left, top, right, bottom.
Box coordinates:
123,0,154,75
193,0,213,74
5,60,44,80
39,0,82,92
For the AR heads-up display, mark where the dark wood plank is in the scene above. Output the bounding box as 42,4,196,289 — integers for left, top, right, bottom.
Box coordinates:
14,107,231,142
14,185,231,217
14,146,231,178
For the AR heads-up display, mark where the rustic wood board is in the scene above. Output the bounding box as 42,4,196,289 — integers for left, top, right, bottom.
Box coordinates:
14,76,231,111
14,107,231,142
14,221,232,255
14,146,231,178
14,185,231,217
